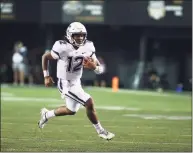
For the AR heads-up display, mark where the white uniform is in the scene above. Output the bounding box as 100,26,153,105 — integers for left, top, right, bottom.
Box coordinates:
12,46,27,72
50,39,96,112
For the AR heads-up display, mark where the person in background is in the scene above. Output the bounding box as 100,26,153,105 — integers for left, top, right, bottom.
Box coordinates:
176,83,183,93
12,41,28,86
94,56,107,87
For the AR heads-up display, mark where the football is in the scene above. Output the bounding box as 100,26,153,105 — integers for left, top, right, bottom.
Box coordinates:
83,57,96,69
83,57,93,65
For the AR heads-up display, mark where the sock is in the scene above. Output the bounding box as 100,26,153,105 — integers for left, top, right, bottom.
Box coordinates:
45,110,56,119
93,122,104,134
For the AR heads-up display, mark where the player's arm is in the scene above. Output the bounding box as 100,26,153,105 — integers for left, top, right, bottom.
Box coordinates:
42,51,56,87
90,53,105,74
42,51,54,73
42,41,62,87
83,52,104,74
83,41,104,74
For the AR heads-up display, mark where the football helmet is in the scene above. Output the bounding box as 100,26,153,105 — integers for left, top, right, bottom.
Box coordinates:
66,22,87,47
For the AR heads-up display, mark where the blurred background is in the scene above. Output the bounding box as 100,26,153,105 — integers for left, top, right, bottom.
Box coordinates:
1,1,192,152
0,0,192,92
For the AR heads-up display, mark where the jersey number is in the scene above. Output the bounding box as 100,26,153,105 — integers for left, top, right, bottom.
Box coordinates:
67,56,84,72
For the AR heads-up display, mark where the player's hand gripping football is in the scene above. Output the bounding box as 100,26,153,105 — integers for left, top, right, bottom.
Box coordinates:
83,57,96,70
44,76,55,87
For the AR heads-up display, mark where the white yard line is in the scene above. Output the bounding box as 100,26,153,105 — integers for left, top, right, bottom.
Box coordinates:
123,114,192,120
1,96,61,102
2,96,189,112
94,106,140,111
1,92,14,97
2,96,191,122
1,122,192,130
48,104,141,111
1,137,191,146
2,96,141,111
1,127,190,137
86,87,191,98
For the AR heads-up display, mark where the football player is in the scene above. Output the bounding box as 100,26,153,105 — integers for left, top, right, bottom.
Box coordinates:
38,22,115,140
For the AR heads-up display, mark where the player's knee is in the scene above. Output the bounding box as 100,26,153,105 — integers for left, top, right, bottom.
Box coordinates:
65,107,76,115
67,109,76,115
85,98,95,111
68,111,76,115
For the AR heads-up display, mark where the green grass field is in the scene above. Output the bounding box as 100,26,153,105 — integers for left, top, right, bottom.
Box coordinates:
1,85,192,152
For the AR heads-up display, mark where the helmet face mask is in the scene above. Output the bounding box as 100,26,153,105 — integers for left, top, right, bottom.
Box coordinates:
66,22,87,47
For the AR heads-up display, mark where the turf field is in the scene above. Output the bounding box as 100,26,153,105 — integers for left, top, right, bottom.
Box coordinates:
1,85,192,152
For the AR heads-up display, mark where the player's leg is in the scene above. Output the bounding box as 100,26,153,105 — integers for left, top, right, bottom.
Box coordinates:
48,78,77,116
38,79,81,128
85,97,115,140
67,82,115,140
38,97,81,128
12,64,18,85
45,96,80,118
84,97,101,127
13,70,18,85
94,80,99,87
19,64,25,86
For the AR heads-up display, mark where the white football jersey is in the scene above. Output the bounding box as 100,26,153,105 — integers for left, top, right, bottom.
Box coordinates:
51,39,95,80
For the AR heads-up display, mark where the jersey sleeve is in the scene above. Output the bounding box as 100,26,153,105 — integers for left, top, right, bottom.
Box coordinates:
89,41,96,57
88,42,100,65
51,41,66,59
91,53,100,66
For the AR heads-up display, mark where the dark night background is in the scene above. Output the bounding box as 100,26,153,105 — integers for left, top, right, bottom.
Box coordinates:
0,0,192,91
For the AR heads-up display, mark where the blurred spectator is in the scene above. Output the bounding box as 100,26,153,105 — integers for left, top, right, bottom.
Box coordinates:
94,57,107,87
144,65,162,91
176,83,183,93
149,73,160,90
12,41,28,86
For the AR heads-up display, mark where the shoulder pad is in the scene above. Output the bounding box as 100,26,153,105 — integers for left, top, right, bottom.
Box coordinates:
58,40,67,45
85,40,95,52
85,40,93,44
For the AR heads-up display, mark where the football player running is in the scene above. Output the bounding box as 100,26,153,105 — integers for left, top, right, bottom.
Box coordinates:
39,22,115,140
